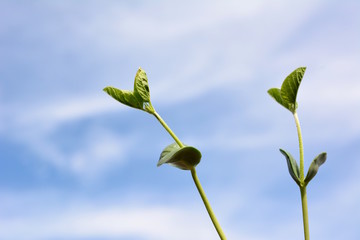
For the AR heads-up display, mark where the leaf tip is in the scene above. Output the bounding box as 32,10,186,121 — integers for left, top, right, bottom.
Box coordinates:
317,152,327,165
137,67,146,74
304,152,327,185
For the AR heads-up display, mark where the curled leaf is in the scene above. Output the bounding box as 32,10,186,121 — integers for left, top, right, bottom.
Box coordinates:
268,67,306,113
103,87,142,110
134,68,150,102
268,88,287,110
158,143,202,170
304,152,327,186
103,67,153,112
280,67,305,113
280,149,300,186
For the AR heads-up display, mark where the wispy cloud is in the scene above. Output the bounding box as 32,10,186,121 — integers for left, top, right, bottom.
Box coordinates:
0,190,221,240
2,95,134,179
1,1,360,239
2,167,359,240
4,95,120,132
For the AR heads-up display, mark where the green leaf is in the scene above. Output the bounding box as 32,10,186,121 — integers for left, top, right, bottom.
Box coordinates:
103,67,153,112
103,87,143,110
304,152,327,186
157,143,202,170
267,88,288,110
268,67,306,113
280,67,306,113
280,149,300,186
134,68,150,102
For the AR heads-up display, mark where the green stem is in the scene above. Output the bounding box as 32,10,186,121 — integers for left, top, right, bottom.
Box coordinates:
152,111,184,148
300,186,310,240
152,110,226,239
293,112,310,240
293,112,304,181
191,167,227,240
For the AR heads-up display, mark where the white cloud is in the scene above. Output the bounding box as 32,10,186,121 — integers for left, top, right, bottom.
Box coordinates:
1,1,360,239
1,0,358,180
0,191,222,240
79,1,268,48
66,128,132,178
2,166,360,240
0,187,301,240
21,125,132,179
6,95,121,132
1,94,134,179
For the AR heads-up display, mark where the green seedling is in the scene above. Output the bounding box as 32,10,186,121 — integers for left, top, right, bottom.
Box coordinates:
104,68,226,239
268,67,327,240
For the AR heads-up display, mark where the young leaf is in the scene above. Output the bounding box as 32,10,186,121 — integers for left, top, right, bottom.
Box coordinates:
134,68,151,102
103,87,143,110
304,152,327,186
103,67,153,112
280,67,306,113
267,88,288,110
268,67,306,113
158,142,202,170
280,149,301,186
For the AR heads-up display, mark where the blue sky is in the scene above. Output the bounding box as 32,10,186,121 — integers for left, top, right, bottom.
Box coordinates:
1,1,360,239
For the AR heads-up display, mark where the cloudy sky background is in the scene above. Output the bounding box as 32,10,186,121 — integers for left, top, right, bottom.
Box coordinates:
1,1,360,239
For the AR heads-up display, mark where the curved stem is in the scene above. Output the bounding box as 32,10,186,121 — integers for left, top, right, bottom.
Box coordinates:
191,167,227,240
152,111,184,148
293,112,310,240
